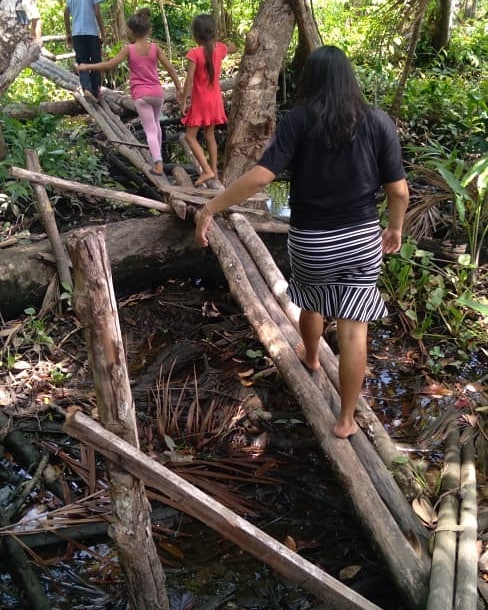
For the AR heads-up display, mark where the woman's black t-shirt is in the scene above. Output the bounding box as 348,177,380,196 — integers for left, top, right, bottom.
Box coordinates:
258,105,406,230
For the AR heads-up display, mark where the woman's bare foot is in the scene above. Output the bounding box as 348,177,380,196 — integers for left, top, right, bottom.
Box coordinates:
333,419,359,439
295,343,320,371
194,171,215,187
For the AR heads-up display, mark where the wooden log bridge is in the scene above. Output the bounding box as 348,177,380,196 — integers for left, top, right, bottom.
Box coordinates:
17,58,430,610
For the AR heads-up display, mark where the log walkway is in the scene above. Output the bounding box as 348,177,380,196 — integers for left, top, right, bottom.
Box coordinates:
9,56,480,610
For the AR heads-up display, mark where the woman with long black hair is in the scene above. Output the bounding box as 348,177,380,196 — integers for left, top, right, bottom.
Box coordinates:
196,45,409,439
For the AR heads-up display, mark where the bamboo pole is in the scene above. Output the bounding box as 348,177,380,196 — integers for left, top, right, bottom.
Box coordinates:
426,428,460,610
454,438,478,610
64,409,384,610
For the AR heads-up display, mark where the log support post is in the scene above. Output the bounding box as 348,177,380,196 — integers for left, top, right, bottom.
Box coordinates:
66,228,170,610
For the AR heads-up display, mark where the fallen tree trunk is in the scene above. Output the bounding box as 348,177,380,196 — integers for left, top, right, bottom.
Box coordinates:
0,216,202,320
3,100,88,119
0,215,289,320
64,409,384,610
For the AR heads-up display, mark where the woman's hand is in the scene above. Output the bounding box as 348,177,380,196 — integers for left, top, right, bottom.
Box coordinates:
381,227,402,254
195,207,213,248
77,63,88,71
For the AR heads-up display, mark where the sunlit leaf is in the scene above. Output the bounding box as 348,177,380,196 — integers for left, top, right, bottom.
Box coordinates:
412,496,438,528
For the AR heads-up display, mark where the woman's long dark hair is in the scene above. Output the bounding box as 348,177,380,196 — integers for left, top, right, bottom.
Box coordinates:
298,45,369,148
191,14,217,85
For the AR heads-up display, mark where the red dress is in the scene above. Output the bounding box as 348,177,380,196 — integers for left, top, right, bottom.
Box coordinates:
181,42,228,127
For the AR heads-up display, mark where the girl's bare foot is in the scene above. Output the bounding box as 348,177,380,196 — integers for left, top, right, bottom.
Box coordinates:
333,419,359,439
194,171,215,187
295,343,320,371
151,161,163,176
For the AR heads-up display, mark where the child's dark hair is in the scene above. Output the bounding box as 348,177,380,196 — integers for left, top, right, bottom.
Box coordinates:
191,14,217,84
127,8,152,38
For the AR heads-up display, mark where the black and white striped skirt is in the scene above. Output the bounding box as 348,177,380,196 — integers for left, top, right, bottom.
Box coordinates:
287,220,388,321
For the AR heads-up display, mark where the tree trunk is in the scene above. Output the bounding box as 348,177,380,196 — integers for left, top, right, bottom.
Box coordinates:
461,0,477,18
0,7,41,96
0,123,6,160
211,0,231,39
66,229,170,610
389,0,430,120
431,0,455,51
111,0,128,42
288,0,322,55
222,0,295,185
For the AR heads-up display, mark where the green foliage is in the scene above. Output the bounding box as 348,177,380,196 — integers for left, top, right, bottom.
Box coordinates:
409,143,488,279
5,68,66,105
380,238,484,344
0,111,110,217
401,65,487,153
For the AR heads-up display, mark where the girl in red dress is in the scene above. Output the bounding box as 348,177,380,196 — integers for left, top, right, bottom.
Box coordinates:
181,14,236,186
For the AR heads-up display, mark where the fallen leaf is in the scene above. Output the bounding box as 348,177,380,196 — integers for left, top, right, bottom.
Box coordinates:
339,565,362,580
238,369,254,378
283,535,297,552
12,360,31,371
417,382,452,396
412,496,438,529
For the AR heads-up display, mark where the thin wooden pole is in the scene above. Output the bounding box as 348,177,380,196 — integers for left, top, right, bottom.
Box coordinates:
25,150,72,290
64,409,384,610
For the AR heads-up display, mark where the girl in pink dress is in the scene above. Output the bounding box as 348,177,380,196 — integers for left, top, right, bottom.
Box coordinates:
78,9,182,177
181,14,236,186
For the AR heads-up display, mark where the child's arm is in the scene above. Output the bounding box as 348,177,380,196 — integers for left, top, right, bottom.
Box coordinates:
225,41,238,54
77,46,129,72
180,60,196,114
157,47,182,100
